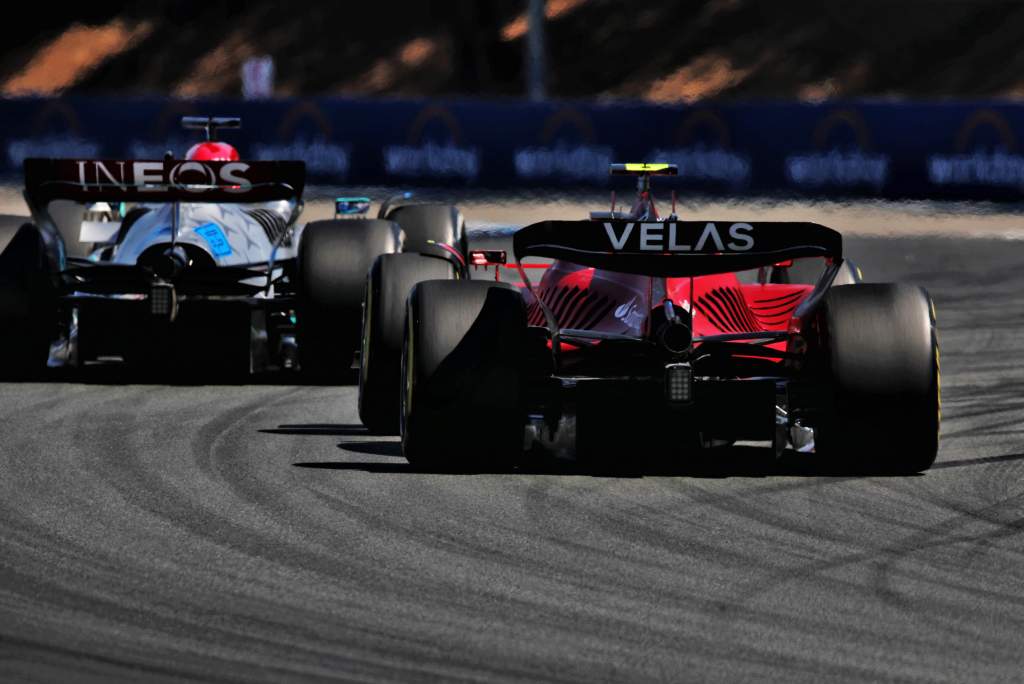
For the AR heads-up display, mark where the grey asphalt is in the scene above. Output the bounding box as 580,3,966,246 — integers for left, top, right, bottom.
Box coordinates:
1,234,1024,682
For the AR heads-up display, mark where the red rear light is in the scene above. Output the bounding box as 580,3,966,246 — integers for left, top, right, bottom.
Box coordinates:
469,250,507,266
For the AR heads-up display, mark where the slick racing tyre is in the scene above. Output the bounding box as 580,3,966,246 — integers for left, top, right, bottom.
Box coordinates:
401,280,527,471
359,252,456,434
815,283,940,473
0,219,57,377
297,219,400,381
387,204,466,261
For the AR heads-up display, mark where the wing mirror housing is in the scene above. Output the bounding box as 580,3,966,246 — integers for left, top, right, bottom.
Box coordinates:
334,197,371,218
469,249,507,266
80,201,122,244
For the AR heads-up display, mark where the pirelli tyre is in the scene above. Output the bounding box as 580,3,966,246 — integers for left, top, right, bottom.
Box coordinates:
814,283,940,473
386,204,466,258
359,252,457,434
297,219,400,380
400,280,527,471
0,219,57,376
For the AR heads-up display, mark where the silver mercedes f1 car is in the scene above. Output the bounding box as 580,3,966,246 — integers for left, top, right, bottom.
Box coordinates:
0,116,467,379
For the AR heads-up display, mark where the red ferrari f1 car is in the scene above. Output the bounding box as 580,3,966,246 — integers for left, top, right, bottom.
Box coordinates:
363,163,940,473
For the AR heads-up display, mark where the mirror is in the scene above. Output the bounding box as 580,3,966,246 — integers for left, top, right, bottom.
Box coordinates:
79,202,122,244
469,249,507,266
334,197,371,217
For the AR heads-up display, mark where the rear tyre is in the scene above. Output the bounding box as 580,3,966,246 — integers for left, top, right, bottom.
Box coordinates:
297,219,400,381
401,281,527,471
358,253,456,433
814,284,940,473
0,221,57,377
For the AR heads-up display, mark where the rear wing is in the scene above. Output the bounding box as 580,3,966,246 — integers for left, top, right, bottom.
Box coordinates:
23,158,305,206
512,220,841,277
181,116,240,140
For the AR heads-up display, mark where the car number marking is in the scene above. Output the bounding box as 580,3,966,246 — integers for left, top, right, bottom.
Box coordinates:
193,222,233,257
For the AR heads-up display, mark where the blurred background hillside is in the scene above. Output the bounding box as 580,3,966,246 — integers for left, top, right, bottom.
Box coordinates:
3,0,1023,101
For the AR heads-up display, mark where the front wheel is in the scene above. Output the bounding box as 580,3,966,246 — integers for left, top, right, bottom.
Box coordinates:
814,283,940,473
386,204,466,258
358,252,456,433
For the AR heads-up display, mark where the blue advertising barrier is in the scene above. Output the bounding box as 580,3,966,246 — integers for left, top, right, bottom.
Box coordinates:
2,95,1024,201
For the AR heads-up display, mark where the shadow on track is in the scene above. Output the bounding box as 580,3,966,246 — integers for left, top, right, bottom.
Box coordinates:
931,452,1024,470
260,424,369,436
336,441,403,456
19,365,360,387
290,444,975,478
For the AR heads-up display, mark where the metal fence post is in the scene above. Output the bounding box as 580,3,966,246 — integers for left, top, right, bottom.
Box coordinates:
526,0,547,101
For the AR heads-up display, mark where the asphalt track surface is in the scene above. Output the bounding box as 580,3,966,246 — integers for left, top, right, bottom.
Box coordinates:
2,233,1024,682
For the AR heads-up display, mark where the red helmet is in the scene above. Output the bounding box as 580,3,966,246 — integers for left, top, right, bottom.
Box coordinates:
186,141,239,162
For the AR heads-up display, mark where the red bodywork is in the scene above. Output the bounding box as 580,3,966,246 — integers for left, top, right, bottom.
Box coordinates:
523,264,813,360
472,167,820,362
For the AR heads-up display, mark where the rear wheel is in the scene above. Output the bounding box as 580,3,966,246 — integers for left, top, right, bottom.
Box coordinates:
359,252,456,433
401,280,527,471
814,283,940,473
0,220,56,377
297,219,400,381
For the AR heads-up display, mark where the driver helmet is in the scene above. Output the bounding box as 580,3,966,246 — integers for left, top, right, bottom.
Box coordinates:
185,141,239,161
